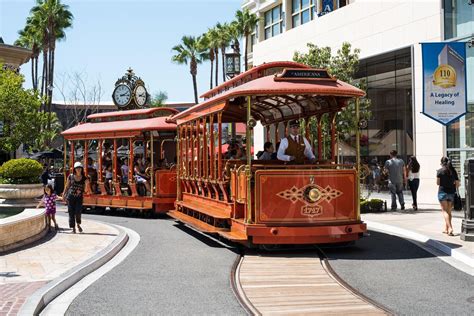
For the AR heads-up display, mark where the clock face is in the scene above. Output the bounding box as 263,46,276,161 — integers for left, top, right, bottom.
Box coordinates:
134,85,147,107
113,84,132,107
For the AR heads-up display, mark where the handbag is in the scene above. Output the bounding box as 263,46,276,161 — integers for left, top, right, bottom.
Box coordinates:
63,174,73,202
453,190,463,211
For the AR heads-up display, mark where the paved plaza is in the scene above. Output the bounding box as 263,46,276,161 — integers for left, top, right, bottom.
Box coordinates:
0,200,472,315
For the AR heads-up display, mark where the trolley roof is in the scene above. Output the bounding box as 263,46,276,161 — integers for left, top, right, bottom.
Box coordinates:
62,108,177,140
87,107,179,122
172,63,365,126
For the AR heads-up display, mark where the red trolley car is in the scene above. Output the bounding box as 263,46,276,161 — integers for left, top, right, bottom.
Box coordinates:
168,62,367,246
62,107,178,214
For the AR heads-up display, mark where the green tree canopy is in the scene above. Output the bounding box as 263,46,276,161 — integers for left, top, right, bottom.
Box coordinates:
293,42,371,146
0,66,59,153
149,91,168,107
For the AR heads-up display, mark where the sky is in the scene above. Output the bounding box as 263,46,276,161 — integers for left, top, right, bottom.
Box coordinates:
0,0,242,103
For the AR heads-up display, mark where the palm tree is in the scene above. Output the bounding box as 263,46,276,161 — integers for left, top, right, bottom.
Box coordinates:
204,28,220,89
172,35,208,104
15,23,41,92
235,9,259,71
29,0,73,129
227,21,241,55
215,22,231,82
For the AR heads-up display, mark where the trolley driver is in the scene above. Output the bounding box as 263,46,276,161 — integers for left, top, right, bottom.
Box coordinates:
277,119,316,164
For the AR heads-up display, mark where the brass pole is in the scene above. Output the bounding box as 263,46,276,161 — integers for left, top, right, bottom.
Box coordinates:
176,128,181,201
246,96,253,223
150,133,154,197
63,139,67,189
355,97,361,220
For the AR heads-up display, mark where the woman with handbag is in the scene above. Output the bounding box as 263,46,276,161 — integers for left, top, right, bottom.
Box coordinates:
436,157,459,236
62,162,91,233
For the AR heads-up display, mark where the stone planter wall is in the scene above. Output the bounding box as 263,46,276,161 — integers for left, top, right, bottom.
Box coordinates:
0,209,47,253
0,183,44,200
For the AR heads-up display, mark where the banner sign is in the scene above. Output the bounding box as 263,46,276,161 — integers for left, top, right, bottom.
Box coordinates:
319,0,335,16
422,42,467,125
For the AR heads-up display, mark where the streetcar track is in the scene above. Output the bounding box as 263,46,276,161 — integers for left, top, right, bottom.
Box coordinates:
232,247,393,315
316,247,394,315
231,253,261,316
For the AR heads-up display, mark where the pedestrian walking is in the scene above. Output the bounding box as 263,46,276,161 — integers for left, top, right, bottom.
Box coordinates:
406,156,420,210
62,162,91,234
36,184,60,232
437,157,459,236
384,150,406,210
40,164,52,186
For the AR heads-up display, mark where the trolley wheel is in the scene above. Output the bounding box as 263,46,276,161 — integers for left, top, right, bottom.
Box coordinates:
259,244,281,252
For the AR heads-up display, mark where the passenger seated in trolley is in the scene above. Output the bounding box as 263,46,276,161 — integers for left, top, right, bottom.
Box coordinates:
133,161,151,195
277,120,316,164
258,142,274,161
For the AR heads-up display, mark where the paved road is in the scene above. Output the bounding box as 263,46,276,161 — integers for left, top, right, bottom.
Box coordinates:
323,231,474,315
66,213,245,315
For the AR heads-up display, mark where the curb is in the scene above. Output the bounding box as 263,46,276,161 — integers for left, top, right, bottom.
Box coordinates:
19,223,129,316
366,220,474,270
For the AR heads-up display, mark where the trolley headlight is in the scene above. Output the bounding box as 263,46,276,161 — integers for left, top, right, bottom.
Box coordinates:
304,186,321,203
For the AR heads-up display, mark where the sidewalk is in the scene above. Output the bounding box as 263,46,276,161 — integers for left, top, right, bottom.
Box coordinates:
0,211,120,316
362,208,474,274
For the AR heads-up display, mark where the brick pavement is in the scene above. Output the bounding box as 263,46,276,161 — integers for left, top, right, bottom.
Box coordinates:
0,211,118,315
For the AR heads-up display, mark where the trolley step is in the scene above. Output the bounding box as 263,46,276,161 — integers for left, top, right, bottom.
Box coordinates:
217,230,248,242
176,200,230,219
168,210,226,234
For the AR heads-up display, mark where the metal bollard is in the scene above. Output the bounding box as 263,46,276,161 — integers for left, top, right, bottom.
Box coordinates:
462,158,474,241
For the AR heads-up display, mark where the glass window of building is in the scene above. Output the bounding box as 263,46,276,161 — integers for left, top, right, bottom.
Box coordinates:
444,0,474,40
446,42,474,195
292,0,316,28
264,4,283,39
353,47,413,167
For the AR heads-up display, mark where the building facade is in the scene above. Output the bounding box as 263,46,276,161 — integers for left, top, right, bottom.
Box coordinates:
243,0,473,203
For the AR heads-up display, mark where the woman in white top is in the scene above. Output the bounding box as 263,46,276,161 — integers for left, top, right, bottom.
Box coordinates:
405,156,420,210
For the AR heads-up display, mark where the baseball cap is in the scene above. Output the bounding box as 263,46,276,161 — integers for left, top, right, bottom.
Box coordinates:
74,162,83,169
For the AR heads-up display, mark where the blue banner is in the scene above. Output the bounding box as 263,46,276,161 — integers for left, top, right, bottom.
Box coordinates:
422,42,467,125
319,0,334,16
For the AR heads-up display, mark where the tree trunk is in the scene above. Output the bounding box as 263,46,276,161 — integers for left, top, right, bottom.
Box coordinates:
215,48,219,87
47,47,55,132
244,33,249,71
221,46,226,82
41,48,48,111
31,59,35,92
209,50,214,89
190,58,198,104
34,56,39,92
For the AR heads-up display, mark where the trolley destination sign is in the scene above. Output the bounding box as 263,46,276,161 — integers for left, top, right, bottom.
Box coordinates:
276,68,336,81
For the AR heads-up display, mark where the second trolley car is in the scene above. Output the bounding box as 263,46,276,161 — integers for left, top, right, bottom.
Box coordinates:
62,107,178,214
168,61,367,246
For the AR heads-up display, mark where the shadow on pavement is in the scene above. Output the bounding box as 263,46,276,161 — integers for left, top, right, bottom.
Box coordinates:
0,230,57,256
323,231,438,261
173,223,242,254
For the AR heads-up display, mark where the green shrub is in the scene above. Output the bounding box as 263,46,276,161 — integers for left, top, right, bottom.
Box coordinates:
360,198,385,213
0,158,43,184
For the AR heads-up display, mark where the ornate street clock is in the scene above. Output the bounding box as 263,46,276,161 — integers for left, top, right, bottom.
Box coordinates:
112,68,149,110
